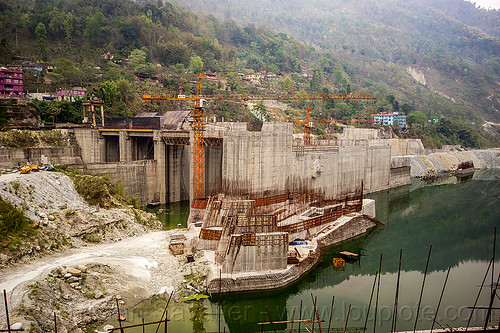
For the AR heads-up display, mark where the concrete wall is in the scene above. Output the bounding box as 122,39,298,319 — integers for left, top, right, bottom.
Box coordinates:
316,215,377,248
83,160,158,203
222,123,293,197
205,146,223,196
390,156,412,186
341,128,381,140
0,147,82,169
221,123,395,200
387,138,425,156
223,232,288,274
72,128,105,163
166,145,190,202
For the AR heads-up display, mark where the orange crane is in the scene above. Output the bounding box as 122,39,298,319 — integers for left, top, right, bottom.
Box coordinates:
143,74,376,199
286,107,313,145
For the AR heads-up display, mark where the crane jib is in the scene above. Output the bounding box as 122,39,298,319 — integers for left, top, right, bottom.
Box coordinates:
142,94,376,102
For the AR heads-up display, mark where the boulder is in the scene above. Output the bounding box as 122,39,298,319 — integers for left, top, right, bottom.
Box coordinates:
66,276,80,283
102,325,114,332
67,268,82,276
76,265,87,273
10,323,23,330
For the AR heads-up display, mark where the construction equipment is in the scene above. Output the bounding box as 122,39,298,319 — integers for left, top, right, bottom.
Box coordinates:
286,107,313,145
143,74,376,199
20,164,39,174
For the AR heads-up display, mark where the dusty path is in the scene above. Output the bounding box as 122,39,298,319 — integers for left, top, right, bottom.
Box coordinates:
0,230,197,326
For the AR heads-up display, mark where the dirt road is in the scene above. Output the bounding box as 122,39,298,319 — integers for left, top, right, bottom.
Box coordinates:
0,229,200,328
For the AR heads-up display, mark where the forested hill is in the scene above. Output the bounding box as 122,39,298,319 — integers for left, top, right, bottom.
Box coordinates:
177,0,500,123
0,0,499,148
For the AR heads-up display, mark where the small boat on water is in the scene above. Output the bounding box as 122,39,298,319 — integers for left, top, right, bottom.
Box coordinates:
339,251,359,260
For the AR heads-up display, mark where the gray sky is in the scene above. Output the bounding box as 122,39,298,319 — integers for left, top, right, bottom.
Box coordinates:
466,0,500,9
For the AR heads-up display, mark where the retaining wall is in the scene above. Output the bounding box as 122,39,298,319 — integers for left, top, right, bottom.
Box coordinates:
0,147,82,169
81,160,158,203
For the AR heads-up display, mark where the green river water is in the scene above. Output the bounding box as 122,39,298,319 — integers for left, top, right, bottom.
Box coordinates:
119,170,500,332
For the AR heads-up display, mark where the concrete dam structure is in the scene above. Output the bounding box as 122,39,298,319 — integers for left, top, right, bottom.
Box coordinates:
66,122,413,208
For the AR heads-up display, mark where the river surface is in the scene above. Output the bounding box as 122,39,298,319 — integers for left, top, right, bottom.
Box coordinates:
120,170,500,332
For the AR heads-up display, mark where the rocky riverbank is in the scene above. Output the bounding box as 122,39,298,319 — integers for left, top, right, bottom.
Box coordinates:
0,171,161,266
407,149,500,178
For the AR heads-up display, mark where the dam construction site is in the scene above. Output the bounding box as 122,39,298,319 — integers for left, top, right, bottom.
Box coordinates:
2,105,500,332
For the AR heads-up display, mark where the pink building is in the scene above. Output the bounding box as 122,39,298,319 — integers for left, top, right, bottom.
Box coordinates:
56,87,87,101
0,67,24,98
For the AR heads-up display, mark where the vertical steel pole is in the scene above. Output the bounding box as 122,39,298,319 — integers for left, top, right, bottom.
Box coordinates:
363,271,378,333
483,272,500,330
165,311,168,333
116,297,124,333
466,258,492,331
218,269,222,333
414,245,432,332
327,295,335,333
391,248,402,333
373,253,383,333
3,290,11,333
430,266,451,333
343,304,351,333
298,299,303,333
266,306,277,333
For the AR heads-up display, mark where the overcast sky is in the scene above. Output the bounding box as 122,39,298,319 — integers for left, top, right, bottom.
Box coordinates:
466,0,500,9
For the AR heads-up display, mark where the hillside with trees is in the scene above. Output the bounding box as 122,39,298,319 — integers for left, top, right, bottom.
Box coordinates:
0,0,499,148
176,0,500,145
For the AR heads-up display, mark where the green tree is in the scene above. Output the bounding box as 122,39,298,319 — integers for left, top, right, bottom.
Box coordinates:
129,49,154,73
35,22,47,59
0,102,9,127
309,70,321,92
63,12,74,42
334,102,355,120
268,64,280,75
51,58,83,85
116,78,137,114
281,75,294,93
252,103,269,121
226,72,241,92
43,103,62,124
189,56,204,74
407,111,428,128
48,7,65,39
99,81,118,106
84,12,106,47
401,103,412,115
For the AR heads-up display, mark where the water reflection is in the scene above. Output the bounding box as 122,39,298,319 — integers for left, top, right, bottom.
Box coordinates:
146,201,190,229
223,293,288,332
122,170,500,332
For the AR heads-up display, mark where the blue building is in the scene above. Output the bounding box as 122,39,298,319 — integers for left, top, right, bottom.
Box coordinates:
373,112,407,128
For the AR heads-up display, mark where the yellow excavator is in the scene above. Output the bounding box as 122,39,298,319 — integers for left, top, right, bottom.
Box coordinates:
20,164,39,174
